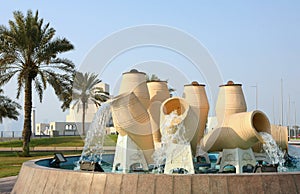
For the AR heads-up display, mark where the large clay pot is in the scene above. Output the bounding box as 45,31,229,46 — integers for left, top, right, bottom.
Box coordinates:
111,92,154,154
160,97,198,147
252,125,288,152
215,81,247,125
119,69,150,109
200,111,271,152
147,81,170,103
270,125,288,151
182,81,209,155
147,81,170,147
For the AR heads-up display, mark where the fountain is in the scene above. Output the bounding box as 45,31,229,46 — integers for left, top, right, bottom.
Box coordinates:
76,103,111,171
12,70,300,193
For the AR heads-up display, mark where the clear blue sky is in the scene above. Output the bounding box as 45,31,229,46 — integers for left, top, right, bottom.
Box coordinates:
1,1,300,130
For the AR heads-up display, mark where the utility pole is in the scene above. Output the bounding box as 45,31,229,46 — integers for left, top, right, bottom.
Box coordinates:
273,96,275,124
281,78,284,126
292,101,297,138
251,83,258,109
294,102,297,129
32,107,36,137
288,96,291,127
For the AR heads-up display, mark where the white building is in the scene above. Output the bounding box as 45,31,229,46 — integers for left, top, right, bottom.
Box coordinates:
49,122,81,136
34,82,114,136
35,123,49,136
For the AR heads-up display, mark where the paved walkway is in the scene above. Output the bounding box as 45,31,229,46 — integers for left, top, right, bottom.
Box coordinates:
0,176,17,194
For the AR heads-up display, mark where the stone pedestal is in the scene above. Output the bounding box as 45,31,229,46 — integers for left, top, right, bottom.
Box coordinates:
112,135,148,173
164,144,195,174
219,148,256,174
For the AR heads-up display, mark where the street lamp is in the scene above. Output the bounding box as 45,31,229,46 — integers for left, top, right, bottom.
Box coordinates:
251,83,258,109
292,101,297,128
32,106,36,137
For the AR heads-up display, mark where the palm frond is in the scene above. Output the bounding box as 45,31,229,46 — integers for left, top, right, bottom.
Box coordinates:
71,71,109,112
34,78,43,102
16,69,26,99
0,92,21,123
0,69,19,86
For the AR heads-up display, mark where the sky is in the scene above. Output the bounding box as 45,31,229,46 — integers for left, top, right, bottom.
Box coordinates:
1,1,300,131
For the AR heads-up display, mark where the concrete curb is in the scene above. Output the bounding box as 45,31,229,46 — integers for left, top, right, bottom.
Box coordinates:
0,176,17,194
11,157,300,194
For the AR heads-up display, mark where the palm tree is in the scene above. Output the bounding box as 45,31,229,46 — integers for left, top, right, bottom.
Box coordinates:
0,10,75,156
72,72,109,135
0,89,21,123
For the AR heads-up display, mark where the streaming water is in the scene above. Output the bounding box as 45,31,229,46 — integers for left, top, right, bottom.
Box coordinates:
286,144,300,171
259,132,286,170
75,102,111,169
152,110,189,172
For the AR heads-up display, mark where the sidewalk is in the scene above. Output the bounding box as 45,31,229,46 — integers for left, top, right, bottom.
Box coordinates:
0,176,17,194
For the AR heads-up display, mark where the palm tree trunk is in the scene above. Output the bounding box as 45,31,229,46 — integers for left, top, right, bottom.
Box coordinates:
82,102,86,136
22,77,32,156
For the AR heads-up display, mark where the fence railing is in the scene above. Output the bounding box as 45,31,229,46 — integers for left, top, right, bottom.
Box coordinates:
0,130,79,139
0,131,22,138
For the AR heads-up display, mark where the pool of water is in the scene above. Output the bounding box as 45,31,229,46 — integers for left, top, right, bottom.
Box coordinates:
35,145,300,173
35,154,115,172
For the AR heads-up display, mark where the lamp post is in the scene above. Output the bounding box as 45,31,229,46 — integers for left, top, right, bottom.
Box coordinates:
281,78,284,126
32,107,36,137
251,83,258,109
293,101,297,137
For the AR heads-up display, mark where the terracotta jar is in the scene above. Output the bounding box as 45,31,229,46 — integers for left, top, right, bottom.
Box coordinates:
111,92,154,153
270,125,288,151
182,81,209,155
200,110,271,152
252,125,288,152
215,81,247,125
147,81,170,147
160,97,198,145
119,69,150,109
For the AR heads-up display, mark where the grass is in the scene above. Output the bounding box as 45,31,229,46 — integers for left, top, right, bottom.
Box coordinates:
0,135,118,178
0,151,81,178
0,135,118,147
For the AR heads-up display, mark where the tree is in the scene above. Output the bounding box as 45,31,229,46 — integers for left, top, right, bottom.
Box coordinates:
146,74,160,82
72,72,109,135
168,87,176,97
146,73,176,97
0,10,75,156
0,89,21,123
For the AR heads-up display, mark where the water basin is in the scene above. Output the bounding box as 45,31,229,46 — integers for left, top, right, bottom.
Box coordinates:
34,145,300,174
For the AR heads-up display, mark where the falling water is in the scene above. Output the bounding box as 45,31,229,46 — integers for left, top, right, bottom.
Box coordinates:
152,110,189,172
259,132,285,168
75,102,111,169
286,144,300,171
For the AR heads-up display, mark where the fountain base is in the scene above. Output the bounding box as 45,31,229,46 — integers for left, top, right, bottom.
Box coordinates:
219,148,256,174
112,135,148,173
80,161,104,172
13,158,300,194
164,143,195,174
